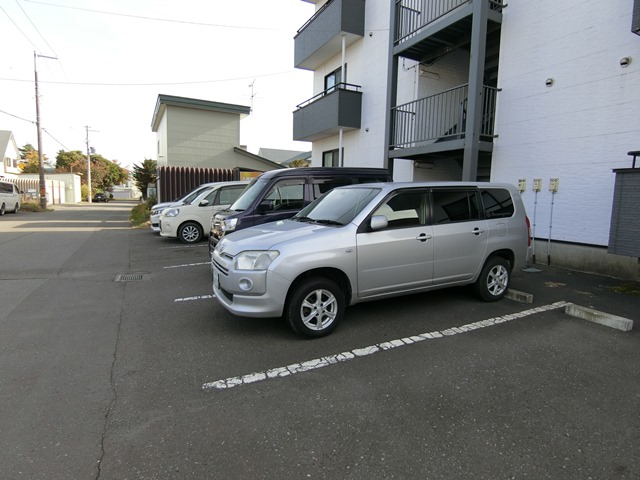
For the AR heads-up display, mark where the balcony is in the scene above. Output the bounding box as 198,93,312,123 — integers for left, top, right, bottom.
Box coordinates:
390,84,498,156
393,0,504,63
294,0,365,71
293,83,362,142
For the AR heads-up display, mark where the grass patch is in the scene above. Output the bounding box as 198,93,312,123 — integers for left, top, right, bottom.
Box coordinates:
19,200,53,212
608,282,640,296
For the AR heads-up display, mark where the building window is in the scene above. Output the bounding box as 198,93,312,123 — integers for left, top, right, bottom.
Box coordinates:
325,65,346,93
323,149,343,167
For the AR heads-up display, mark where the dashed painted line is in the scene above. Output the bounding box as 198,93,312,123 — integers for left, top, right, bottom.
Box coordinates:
202,301,570,391
164,262,209,269
175,294,215,302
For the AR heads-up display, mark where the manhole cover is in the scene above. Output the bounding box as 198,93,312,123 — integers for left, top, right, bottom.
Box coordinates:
116,273,144,282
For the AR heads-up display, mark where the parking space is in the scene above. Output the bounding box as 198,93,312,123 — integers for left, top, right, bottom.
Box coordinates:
1,203,638,479
101,227,639,479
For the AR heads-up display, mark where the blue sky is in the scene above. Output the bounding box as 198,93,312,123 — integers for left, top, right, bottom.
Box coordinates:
0,0,314,168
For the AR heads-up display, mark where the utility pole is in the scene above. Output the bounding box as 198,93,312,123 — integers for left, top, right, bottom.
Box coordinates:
33,51,58,209
85,126,98,203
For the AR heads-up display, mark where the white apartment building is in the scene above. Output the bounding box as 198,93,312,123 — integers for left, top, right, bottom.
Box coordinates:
293,0,640,280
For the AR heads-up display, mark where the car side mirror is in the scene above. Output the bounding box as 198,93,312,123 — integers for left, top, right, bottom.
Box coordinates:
257,199,274,213
370,215,388,230
199,199,210,207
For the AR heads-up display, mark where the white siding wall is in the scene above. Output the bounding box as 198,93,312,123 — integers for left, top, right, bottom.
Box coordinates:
156,114,168,167
492,0,640,246
166,106,241,168
310,0,416,180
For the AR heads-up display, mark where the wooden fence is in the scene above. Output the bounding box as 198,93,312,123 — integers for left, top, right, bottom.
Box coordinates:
156,166,243,203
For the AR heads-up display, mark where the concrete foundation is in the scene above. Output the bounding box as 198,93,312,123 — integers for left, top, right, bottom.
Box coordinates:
528,239,640,282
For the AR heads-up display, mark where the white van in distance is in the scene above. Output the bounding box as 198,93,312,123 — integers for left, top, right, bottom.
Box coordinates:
0,181,22,215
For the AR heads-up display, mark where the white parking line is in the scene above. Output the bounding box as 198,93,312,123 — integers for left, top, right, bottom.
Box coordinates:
175,294,215,302
164,262,209,269
202,301,569,392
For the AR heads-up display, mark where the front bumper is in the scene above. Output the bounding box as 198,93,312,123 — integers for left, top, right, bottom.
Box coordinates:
211,251,288,318
158,219,177,239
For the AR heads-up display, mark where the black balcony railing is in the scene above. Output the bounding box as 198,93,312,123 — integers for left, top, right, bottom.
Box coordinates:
296,0,336,35
394,0,505,45
295,82,362,110
390,84,499,149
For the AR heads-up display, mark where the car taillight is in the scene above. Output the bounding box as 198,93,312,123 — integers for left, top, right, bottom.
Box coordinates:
525,216,531,246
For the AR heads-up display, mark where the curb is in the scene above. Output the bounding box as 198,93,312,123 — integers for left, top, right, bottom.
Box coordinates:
564,303,634,332
506,289,533,304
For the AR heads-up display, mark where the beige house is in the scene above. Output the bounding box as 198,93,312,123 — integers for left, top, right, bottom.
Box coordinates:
151,94,282,171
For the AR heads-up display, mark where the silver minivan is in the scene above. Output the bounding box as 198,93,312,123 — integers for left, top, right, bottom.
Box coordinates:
0,181,21,215
212,182,530,337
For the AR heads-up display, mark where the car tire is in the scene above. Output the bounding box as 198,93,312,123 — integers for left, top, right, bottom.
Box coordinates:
0,203,5,216
178,222,203,244
474,256,510,302
12,203,19,214
285,277,344,338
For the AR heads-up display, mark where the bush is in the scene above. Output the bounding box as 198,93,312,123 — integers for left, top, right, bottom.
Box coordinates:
129,196,155,227
20,199,52,212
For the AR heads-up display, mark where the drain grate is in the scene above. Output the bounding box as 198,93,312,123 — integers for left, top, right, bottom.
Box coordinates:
116,273,144,282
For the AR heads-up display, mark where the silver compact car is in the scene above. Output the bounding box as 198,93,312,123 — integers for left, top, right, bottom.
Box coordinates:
212,182,530,338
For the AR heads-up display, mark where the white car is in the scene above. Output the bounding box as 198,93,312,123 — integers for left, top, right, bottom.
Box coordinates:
159,181,248,244
0,181,22,215
150,183,220,232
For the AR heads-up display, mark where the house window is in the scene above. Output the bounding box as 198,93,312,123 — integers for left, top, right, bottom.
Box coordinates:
323,149,343,167
325,65,346,93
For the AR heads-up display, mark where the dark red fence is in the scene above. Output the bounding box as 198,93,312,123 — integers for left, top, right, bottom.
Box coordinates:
156,166,241,203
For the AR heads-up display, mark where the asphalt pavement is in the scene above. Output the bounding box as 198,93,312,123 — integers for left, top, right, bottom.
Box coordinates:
0,201,638,480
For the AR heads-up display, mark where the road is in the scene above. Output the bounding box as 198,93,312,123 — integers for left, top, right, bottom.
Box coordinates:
0,202,639,480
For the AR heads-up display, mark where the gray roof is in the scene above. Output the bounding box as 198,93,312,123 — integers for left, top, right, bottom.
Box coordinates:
151,94,251,132
258,148,309,164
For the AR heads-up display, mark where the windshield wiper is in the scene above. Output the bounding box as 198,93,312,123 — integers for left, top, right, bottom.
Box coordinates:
295,216,314,223
312,219,343,226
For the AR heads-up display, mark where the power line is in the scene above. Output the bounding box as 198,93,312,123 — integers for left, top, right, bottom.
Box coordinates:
0,5,39,50
0,108,35,124
0,69,302,87
42,128,70,151
24,0,288,31
15,0,58,57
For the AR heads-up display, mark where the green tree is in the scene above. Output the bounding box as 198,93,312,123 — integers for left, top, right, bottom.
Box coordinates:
132,159,157,200
55,150,129,195
19,143,49,173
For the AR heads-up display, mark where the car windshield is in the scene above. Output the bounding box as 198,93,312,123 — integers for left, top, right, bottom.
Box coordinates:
229,177,268,211
294,187,380,226
184,186,212,205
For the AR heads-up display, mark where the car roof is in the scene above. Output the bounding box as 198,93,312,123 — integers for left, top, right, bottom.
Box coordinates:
256,167,392,179
337,181,519,191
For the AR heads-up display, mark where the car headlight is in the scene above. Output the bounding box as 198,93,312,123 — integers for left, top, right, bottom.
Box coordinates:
222,217,238,232
234,251,279,271
164,208,180,217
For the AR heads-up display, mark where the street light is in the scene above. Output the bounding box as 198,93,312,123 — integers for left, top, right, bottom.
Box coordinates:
34,51,58,209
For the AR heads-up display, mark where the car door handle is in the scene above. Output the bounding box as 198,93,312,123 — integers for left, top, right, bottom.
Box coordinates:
416,233,432,242
472,227,485,236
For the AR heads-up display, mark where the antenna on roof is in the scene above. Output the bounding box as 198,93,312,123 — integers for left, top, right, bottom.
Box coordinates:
248,80,256,112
